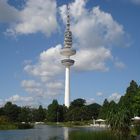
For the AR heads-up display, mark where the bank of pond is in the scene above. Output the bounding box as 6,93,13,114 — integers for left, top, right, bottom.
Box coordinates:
0,123,33,130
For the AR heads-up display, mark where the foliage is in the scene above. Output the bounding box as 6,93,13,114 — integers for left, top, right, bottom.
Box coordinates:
70,98,86,109
46,100,59,122
107,106,131,136
4,102,20,122
0,115,10,124
69,131,135,140
32,105,46,122
86,103,101,120
99,99,109,119
18,107,32,122
16,123,34,129
0,124,17,130
0,80,140,133
118,80,139,117
132,121,140,135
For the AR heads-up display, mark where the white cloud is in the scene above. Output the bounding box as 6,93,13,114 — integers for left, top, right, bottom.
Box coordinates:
24,44,63,82
21,0,127,102
59,0,126,72
74,47,112,71
2,0,58,36
5,94,34,106
0,0,19,22
96,92,103,96
21,80,42,95
47,82,64,91
21,79,64,99
108,93,121,103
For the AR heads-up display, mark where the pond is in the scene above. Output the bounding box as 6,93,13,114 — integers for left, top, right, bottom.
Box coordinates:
0,125,104,140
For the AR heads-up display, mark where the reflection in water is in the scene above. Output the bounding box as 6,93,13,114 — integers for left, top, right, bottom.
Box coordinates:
0,125,104,140
63,127,69,140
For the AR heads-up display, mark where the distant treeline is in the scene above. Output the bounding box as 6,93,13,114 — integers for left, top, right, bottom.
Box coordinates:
0,80,140,125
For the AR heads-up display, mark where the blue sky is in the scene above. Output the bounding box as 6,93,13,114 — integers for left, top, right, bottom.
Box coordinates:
0,0,140,107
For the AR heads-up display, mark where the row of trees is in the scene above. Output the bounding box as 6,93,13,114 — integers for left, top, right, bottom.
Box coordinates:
0,80,140,131
0,99,101,123
46,99,101,122
0,102,46,123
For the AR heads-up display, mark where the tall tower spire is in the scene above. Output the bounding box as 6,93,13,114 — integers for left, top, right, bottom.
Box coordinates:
64,4,72,49
60,4,76,108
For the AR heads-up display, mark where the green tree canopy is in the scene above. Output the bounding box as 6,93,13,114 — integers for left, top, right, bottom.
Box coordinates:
46,100,59,122
3,102,20,122
70,98,86,109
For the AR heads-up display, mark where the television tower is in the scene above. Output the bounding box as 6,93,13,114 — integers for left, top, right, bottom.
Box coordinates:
60,5,76,107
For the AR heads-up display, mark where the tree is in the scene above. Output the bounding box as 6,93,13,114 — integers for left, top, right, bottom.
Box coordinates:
18,107,32,122
99,99,109,119
65,106,88,121
126,80,138,94
35,105,46,122
3,102,20,122
46,100,59,122
118,80,139,117
132,88,140,116
86,103,101,120
107,106,131,136
0,107,4,116
70,98,86,109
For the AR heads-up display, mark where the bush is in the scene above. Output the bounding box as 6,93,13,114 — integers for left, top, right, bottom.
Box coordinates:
134,124,140,135
69,131,135,140
17,123,34,129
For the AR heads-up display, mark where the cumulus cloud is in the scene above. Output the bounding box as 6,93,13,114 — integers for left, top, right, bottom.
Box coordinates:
24,44,63,82
21,0,127,102
21,79,63,98
108,93,121,103
1,0,58,36
60,0,126,71
74,47,112,71
21,80,42,96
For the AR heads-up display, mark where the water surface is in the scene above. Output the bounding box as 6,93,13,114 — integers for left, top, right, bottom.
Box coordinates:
0,125,104,140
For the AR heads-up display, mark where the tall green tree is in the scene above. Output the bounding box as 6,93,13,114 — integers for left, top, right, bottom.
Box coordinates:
35,105,46,122
70,98,86,109
46,100,59,122
132,88,140,116
18,107,32,122
4,102,20,122
99,99,109,119
86,103,101,120
119,80,139,117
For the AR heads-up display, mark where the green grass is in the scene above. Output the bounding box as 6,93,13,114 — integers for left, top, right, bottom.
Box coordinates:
69,131,135,140
46,121,90,127
0,123,34,130
0,124,17,130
